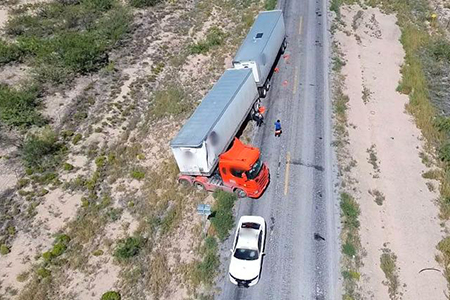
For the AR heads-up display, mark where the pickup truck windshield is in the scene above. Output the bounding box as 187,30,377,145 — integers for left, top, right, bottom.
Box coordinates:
246,159,262,180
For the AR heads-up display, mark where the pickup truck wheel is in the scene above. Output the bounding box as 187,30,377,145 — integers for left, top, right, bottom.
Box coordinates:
179,179,191,187
234,188,247,198
194,182,205,191
258,87,267,98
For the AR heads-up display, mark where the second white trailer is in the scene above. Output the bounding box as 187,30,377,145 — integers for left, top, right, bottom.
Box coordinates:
232,10,286,98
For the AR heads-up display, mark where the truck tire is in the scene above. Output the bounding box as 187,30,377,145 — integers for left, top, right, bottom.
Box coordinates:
234,188,247,198
258,87,267,98
179,178,192,187
264,78,271,93
194,182,205,191
281,39,287,54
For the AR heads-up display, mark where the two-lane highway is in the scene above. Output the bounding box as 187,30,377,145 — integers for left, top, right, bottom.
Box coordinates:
216,0,340,299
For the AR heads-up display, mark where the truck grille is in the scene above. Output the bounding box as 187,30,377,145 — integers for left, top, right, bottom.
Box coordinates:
256,164,269,189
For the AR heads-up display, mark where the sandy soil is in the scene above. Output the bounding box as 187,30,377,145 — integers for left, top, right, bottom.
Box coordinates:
336,5,447,299
0,0,256,298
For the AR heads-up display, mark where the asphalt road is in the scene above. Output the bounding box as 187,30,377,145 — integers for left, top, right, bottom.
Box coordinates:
216,0,340,299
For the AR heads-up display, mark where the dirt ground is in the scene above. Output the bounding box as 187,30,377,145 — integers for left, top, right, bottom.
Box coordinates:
335,5,447,300
0,0,261,298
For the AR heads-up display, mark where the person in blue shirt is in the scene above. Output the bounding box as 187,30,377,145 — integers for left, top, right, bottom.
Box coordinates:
274,119,282,137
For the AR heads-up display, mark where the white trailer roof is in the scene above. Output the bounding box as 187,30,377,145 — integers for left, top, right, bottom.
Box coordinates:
170,68,253,148
233,10,283,62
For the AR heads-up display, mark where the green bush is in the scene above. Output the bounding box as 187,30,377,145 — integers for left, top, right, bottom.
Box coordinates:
95,156,106,168
340,192,360,230
6,1,131,84
440,143,450,163
129,0,159,7
0,244,10,255
265,0,277,10
51,242,67,257
151,86,187,119
42,251,53,262
189,27,225,55
72,133,82,144
192,237,219,286
114,236,144,260
101,291,121,300
130,170,145,180
0,84,44,127
0,39,22,65
92,249,104,256
53,32,108,73
210,191,236,241
342,240,356,257
36,267,51,278
430,40,450,62
63,163,74,171
21,128,61,170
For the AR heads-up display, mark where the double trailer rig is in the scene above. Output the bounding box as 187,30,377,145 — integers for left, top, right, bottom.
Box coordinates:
170,10,286,199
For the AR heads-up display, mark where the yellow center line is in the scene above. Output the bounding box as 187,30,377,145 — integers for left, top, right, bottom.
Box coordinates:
293,68,299,95
298,16,303,35
284,152,291,196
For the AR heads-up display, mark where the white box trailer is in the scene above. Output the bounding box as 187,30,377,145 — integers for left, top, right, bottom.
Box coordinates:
232,10,286,98
170,68,259,176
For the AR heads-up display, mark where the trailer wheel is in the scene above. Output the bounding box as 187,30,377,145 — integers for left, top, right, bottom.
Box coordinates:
258,87,267,98
194,182,205,191
234,188,247,198
179,178,192,187
264,78,271,92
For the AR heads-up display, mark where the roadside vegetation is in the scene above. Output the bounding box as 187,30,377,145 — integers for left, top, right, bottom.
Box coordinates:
331,33,362,298
0,0,265,298
380,247,400,299
331,0,450,292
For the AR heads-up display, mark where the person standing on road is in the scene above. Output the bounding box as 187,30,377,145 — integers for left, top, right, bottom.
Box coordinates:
274,119,282,137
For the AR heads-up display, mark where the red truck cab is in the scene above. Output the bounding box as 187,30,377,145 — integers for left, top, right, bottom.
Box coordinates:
179,138,269,198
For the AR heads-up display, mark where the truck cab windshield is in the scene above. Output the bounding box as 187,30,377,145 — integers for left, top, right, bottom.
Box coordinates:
246,159,263,180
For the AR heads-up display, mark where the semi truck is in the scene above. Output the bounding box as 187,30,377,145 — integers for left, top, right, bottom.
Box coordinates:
170,68,270,198
232,10,286,98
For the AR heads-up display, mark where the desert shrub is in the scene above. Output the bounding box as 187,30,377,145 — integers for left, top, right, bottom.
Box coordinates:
0,39,22,64
114,236,145,260
36,267,51,278
151,86,187,119
191,237,219,286
340,192,360,230
265,0,277,10
342,240,356,257
440,142,450,163
189,27,225,55
210,190,236,241
72,133,82,144
21,128,63,170
63,163,74,171
52,32,108,73
101,291,121,300
429,40,450,62
0,84,44,127
92,249,104,256
129,0,159,7
6,0,131,84
130,169,145,180
95,156,106,168
0,244,10,255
